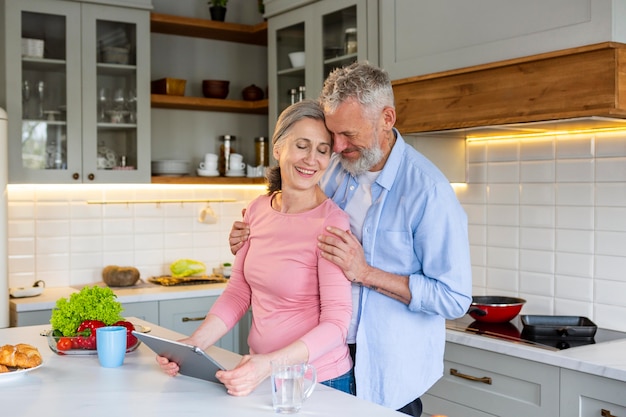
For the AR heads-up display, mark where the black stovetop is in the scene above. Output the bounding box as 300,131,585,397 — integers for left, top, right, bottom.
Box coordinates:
447,315,626,351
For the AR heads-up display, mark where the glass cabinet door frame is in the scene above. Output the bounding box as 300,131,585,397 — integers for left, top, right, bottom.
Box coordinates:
5,0,82,183
80,3,150,183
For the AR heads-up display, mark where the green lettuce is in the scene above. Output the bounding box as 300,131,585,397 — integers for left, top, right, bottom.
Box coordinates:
50,286,124,336
170,259,206,277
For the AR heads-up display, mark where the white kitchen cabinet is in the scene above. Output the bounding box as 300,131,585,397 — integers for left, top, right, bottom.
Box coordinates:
560,369,626,417
380,0,626,80
267,0,378,133
422,343,560,417
159,296,245,354
1,0,151,183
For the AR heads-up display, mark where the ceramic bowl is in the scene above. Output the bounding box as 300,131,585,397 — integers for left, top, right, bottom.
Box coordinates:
242,84,264,101
202,80,230,99
288,51,305,68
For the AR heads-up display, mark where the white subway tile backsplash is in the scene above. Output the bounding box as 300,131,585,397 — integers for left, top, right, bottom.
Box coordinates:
555,229,594,254
595,254,626,281
70,236,102,253
468,224,486,245
7,238,35,256
469,244,486,267
595,207,626,232
595,230,626,257
596,157,626,182
102,235,135,252
70,219,102,237
555,183,594,206
8,220,35,238
520,160,555,183
467,141,488,163
555,252,593,278
555,206,594,230
519,249,555,274
596,183,626,206
37,236,70,254
35,220,70,237
520,138,555,161
595,131,626,157
519,271,554,296
594,304,626,332
487,161,519,183
487,225,518,248
463,204,487,225
554,298,592,318
8,202,35,219
103,218,134,235
471,265,487,288
556,159,594,182
467,162,487,183
455,184,487,205
595,279,626,306
487,184,519,204
520,227,555,251
487,247,519,269
487,139,519,162
520,205,554,228
486,204,519,226
520,184,554,205
486,267,518,291
8,254,35,274
556,134,594,159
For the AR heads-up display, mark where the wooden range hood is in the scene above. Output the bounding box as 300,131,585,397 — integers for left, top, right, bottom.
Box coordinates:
393,42,626,136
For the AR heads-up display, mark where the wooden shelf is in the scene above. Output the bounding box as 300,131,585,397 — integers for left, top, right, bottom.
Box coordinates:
151,176,267,185
150,12,267,45
151,94,268,114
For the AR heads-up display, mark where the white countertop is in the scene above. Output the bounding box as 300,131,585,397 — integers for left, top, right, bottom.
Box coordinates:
0,319,404,417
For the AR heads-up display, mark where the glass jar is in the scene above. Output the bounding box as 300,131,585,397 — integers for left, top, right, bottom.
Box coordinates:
344,28,357,55
218,135,236,176
255,136,269,166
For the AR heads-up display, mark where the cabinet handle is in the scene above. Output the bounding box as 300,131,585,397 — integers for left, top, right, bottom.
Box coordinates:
182,316,206,322
87,173,95,181
601,409,617,417
450,368,492,385
72,172,80,180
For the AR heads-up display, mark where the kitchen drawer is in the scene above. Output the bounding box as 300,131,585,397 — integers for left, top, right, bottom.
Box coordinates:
159,296,241,353
422,393,497,417
560,369,626,417
425,343,559,417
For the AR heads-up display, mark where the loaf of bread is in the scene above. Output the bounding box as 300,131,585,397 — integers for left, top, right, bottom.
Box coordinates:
0,343,43,369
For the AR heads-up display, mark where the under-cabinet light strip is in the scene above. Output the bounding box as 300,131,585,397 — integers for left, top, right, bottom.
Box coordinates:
86,198,236,205
466,126,626,142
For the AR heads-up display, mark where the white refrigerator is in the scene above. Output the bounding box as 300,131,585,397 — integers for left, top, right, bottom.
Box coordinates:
0,108,8,328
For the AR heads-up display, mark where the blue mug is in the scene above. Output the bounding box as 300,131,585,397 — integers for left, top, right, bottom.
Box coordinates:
96,326,127,368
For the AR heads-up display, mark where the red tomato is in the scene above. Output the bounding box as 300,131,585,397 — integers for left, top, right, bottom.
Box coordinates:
57,337,73,351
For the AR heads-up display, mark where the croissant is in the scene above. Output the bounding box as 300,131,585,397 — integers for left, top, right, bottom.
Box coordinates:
0,364,8,373
0,343,43,369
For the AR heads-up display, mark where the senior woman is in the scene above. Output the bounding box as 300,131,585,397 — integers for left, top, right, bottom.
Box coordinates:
156,100,354,396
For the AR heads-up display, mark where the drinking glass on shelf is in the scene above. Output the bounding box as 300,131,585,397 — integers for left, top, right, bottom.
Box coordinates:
22,80,30,119
98,87,110,122
37,81,45,119
127,88,137,123
113,88,126,111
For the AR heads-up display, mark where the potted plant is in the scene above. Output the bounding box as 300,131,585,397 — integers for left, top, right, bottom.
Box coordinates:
208,0,228,21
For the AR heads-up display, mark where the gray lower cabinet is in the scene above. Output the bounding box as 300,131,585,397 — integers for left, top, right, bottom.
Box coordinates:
159,296,241,353
120,300,159,324
422,343,559,417
560,369,626,417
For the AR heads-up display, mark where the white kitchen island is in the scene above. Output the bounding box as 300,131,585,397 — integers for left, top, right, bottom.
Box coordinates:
0,318,404,417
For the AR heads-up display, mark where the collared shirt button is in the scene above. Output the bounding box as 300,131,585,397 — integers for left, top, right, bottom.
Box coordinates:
350,185,355,190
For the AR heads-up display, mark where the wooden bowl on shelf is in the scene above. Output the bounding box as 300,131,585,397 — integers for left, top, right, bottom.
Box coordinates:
202,80,230,99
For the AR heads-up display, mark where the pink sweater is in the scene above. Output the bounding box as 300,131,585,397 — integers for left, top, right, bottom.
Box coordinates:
210,195,353,382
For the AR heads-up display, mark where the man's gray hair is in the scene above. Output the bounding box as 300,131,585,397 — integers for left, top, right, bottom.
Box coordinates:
319,61,395,120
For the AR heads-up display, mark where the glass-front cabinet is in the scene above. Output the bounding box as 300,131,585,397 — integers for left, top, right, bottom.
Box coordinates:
267,0,377,132
1,0,150,183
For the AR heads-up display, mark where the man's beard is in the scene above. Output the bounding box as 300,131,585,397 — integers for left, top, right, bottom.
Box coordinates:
339,143,384,176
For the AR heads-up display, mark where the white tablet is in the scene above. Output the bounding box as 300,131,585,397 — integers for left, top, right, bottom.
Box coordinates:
132,331,225,384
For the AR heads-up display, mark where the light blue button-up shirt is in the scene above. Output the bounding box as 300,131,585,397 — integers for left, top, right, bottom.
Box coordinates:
320,130,472,409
